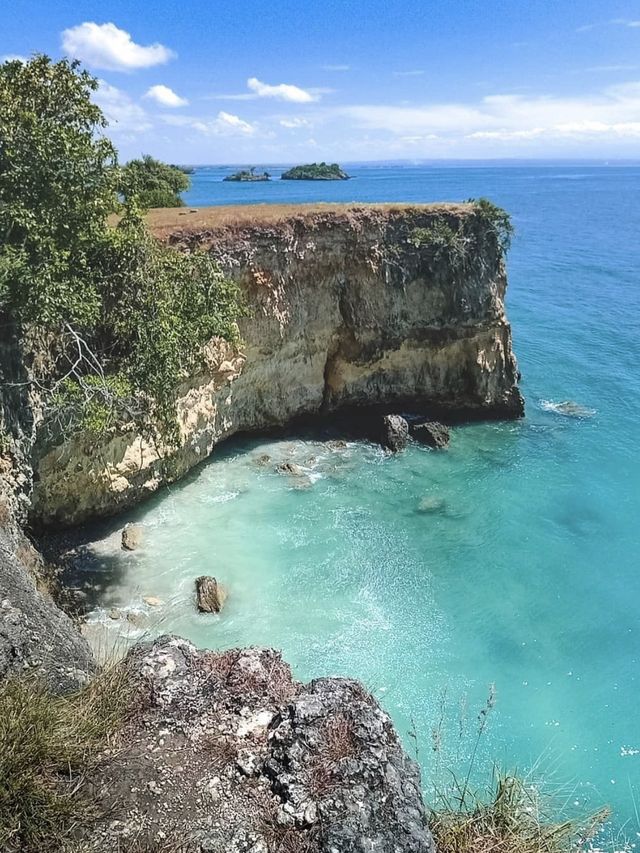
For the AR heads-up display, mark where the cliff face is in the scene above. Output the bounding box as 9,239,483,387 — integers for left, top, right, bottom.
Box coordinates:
30,204,522,525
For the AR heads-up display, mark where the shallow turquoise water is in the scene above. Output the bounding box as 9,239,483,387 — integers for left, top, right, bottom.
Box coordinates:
87,164,640,831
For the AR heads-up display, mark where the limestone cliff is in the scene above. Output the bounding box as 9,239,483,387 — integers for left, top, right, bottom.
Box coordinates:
30,203,522,525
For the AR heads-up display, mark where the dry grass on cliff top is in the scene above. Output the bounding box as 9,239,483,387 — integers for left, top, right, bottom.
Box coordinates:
145,201,472,239
0,660,138,852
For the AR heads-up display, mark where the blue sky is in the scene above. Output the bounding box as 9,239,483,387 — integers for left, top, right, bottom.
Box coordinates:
3,0,640,162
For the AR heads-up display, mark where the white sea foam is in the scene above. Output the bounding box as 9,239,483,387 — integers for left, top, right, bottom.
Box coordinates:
540,399,597,418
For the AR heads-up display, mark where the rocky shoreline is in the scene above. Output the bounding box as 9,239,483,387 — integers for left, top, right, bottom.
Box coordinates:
0,201,523,852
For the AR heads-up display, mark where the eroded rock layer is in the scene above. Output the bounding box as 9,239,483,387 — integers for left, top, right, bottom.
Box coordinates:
31,204,522,524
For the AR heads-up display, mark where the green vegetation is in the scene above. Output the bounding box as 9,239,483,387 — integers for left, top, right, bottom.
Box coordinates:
281,162,350,180
410,199,514,271
120,154,190,208
467,197,514,252
0,56,243,447
223,166,271,182
0,663,136,852
430,773,608,853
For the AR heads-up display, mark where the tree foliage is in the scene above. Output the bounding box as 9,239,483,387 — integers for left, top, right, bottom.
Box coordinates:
0,56,117,326
281,162,350,180
0,56,243,447
119,154,190,208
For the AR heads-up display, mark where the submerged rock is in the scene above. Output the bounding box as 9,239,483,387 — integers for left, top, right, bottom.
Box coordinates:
143,595,163,607
411,420,450,449
195,576,228,613
70,635,434,852
381,414,410,452
417,496,447,513
540,399,596,418
121,524,144,551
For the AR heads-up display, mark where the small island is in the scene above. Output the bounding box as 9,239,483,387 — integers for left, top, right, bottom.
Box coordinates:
223,167,271,182
281,162,351,181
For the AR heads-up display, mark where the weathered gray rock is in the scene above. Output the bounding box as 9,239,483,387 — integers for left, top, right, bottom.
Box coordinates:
0,517,94,692
411,420,450,449
70,635,434,852
381,414,410,452
195,575,227,613
121,523,144,551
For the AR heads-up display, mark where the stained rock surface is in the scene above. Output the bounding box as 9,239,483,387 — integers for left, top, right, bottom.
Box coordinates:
72,635,434,853
30,204,523,525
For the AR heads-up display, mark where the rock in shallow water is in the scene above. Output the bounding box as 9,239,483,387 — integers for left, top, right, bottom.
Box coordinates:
121,524,144,551
411,420,450,449
381,414,410,452
195,575,228,613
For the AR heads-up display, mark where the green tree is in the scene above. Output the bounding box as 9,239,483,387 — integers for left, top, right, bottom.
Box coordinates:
0,56,118,326
0,56,242,446
119,154,190,208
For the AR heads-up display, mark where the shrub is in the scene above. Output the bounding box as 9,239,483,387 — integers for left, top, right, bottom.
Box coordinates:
119,155,190,208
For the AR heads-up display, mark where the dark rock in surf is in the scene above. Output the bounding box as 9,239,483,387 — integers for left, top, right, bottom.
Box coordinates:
380,415,410,452
411,421,450,449
195,575,228,613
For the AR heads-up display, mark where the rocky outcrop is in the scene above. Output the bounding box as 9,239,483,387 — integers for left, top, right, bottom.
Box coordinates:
0,512,94,692
72,635,433,853
381,414,410,452
27,203,522,525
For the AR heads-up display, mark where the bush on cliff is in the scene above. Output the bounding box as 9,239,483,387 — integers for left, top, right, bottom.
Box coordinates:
119,154,191,208
0,56,242,446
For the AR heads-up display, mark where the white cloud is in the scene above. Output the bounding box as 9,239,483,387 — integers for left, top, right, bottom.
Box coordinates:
247,76,316,103
161,111,255,135
322,64,350,72
280,117,311,128
144,84,188,108
339,81,640,144
393,70,425,77
612,18,640,28
61,22,175,71
93,81,151,133
1,54,27,63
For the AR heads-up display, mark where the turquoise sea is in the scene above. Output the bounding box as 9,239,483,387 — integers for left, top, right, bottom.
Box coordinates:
87,164,640,835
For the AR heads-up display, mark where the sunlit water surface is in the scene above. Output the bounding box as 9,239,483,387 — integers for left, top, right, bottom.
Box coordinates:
82,164,640,833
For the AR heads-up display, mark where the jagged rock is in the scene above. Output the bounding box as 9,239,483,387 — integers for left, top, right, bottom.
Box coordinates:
121,524,144,551
381,414,410,452
195,576,227,613
411,420,450,449
70,636,434,852
276,461,304,476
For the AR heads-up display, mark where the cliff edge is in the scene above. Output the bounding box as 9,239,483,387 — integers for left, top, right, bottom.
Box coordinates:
30,203,522,526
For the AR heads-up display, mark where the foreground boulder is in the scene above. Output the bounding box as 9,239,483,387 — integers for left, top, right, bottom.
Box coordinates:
411,421,450,449
72,635,434,852
381,414,410,452
195,575,227,613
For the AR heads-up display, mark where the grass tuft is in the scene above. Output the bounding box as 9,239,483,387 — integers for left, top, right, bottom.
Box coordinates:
430,771,609,853
0,661,137,852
